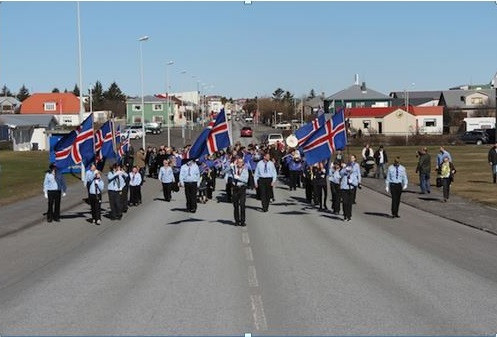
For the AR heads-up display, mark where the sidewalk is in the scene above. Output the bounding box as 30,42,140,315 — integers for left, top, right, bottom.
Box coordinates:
361,176,497,235
0,181,91,238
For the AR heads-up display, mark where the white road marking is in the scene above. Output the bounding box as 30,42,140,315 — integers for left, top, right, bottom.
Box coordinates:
244,246,254,261
248,265,259,287
250,294,268,331
242,232,250,245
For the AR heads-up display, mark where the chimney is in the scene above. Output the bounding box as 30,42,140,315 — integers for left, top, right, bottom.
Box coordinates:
354,74,359,85
361,82,367,92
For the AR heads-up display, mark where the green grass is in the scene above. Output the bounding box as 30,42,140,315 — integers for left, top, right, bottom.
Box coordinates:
349,145,497,207
0,151,80,206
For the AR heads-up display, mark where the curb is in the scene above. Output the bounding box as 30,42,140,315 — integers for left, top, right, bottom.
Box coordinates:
361,181,497,237
0,192,108,240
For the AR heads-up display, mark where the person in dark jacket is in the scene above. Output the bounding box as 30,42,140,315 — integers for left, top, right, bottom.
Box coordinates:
312,162,328,210
43,163,67,222
488,143,497,183
373,145,388,179
416,147,431,194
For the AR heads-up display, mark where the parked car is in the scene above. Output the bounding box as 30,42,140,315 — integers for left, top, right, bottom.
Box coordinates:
244,117,253,123
122,128,143,139
460,130,489,145
483,128,496,144
145,122,162,134
240,126,253,138
274,122,292,130
265,133,284,146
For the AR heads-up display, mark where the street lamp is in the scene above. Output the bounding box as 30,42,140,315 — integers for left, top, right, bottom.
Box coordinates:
166,60,174,147
405,82,415,145
138,35,149,150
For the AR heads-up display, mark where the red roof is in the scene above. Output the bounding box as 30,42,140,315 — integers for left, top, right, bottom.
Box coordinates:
410,106,443,116
20,93,80,115
345,107,397,118
345,106,443,118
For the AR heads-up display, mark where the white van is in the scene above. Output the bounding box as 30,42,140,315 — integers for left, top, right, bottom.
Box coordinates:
266,133,284,146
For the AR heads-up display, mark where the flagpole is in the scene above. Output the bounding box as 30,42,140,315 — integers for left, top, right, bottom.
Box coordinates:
77,1,86,184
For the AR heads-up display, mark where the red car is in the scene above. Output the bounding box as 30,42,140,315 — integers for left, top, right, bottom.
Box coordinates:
240,126,253,137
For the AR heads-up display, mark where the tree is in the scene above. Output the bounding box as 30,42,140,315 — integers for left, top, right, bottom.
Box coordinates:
101,81,126,117
283,91,294,102
272,88,284,101
1,85,13,97
16,84,30,102
103,81,126,101
52,88,60,93
72,84,80,97
91,81,105,110
221,97,228,105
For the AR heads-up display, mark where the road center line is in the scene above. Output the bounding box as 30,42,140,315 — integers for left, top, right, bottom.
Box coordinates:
244,246,254,262
248,265,259,287
250,294,268,331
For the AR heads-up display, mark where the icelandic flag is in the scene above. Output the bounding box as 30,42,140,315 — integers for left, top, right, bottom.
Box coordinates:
54,113,94,170
117,125,129,159
295,113,327,146
100,120,115,159
187,108,230,159
301,109,347,166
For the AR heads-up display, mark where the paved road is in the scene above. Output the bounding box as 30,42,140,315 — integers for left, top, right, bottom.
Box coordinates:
1,130,497,334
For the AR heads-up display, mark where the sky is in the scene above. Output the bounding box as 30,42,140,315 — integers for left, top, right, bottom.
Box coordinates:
0,1,496,100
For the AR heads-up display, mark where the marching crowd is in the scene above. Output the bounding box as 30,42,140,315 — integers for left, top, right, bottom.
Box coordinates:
43,139,497,226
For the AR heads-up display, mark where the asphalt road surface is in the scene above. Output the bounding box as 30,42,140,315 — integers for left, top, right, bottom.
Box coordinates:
1,127,497,335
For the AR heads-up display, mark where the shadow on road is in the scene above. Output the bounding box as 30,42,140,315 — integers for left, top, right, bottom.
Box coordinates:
170,208,191,213
419,197,441,202
320,214,344,221
213,219,238,226
60,211,91,219
278,210,308,215
272,202,297,207
167,218,204,225
364,211,391,218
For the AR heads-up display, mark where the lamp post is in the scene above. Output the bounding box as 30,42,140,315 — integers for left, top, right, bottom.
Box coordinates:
405,82,415,145
76,2,85,183
166,60,174,148
180,70,187,142
138,35,149,150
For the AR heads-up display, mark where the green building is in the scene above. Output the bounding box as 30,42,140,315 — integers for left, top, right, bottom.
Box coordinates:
126,95,175,126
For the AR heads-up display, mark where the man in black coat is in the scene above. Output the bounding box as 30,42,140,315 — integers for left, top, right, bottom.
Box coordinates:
488,143,497,183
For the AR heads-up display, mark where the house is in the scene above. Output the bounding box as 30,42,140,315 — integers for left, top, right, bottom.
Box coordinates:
0,114,58,151
325,77,391,112
345,106,443,136
389,91,441,107
126,95,184,126
0,97,21,114
20,93,82,126
439,89,496,113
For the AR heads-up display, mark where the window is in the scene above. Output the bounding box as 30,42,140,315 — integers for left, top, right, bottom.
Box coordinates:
2,105,12,111
471,97,483,105
133,116,142,123
44,102,56,111
153,115,164,123
346,102,352,108
132,104,142,112
356,102,365,108
153,104,163,111
363,120,371,129
424,119,436,127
